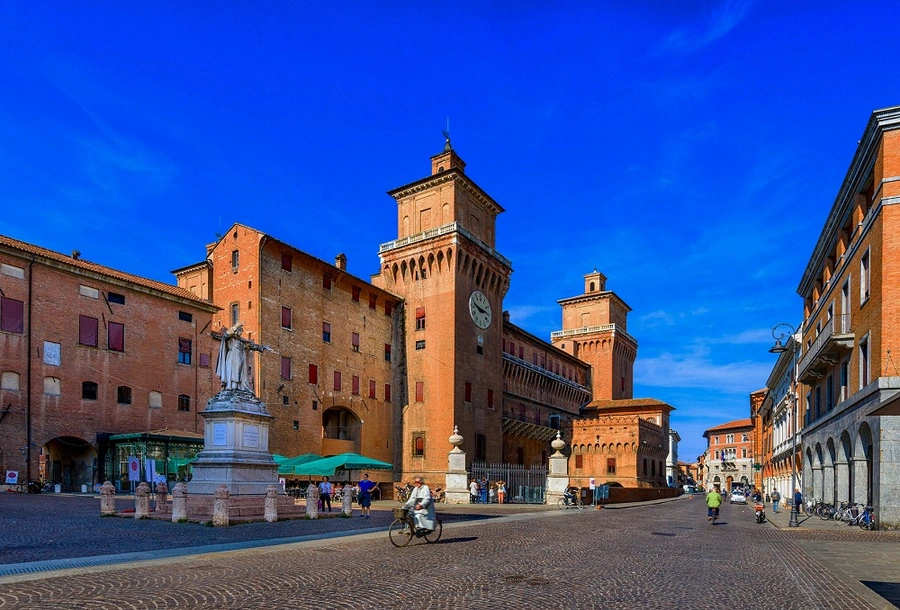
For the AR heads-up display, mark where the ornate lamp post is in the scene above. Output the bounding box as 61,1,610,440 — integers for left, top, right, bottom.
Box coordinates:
769,323,800,527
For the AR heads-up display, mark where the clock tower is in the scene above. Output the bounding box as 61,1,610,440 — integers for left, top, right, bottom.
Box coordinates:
374,141,511,480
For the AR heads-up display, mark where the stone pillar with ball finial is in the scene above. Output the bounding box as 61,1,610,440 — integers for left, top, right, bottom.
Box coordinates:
546,431,570,505
445,426,471,504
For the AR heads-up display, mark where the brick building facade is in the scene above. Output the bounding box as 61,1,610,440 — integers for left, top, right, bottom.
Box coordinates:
0,235,218,490
702,418,754,492
2,142,675,493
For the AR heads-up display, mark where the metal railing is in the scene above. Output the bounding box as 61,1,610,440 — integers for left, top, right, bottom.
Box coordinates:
798,313,851,375
470,462,548,504
550,324,638,347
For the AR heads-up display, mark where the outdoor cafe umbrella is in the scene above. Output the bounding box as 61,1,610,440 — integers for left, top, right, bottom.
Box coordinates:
286,452,393,477
276,453,324,476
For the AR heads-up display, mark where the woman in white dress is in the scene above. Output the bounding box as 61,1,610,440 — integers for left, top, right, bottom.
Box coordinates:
403,476,435,533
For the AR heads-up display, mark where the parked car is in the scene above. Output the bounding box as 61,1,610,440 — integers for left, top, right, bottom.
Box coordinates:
730,490,747,504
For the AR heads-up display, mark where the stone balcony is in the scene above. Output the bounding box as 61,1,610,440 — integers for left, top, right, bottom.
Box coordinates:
550,324,638,347
378,221,511,269
797,314,853,384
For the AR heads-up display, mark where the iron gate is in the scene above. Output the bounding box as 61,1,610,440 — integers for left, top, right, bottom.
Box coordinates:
470,462,547,504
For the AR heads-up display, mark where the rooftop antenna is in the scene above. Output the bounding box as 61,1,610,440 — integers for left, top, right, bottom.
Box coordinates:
442,116,452,151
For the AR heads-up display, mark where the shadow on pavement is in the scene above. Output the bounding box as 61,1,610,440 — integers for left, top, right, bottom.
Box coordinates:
860,581,900,607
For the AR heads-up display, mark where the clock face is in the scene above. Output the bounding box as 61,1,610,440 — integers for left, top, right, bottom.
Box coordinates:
469,291,492,329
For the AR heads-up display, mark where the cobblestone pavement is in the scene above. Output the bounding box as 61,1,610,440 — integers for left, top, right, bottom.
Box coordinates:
1,495,898,609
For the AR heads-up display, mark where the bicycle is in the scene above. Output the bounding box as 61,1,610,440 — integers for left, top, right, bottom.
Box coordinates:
395,483,413,503
558,493,584,510
388,506,443,547
831,502,860,524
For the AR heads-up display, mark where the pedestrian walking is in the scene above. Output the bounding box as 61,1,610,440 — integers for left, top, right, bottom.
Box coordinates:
319,476,333,512
771,489,781,513
470,479,479,504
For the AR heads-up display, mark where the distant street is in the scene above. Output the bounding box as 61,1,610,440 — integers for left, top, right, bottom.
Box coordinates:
0,494,897,609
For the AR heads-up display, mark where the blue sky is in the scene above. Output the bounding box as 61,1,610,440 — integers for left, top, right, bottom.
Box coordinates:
3,2,900,460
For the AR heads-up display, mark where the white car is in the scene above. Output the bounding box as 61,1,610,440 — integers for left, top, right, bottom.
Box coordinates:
730,491,747,504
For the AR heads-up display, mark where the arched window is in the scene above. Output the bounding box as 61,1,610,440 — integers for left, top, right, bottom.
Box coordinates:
323,407,360,441
414,435,425,457
117,386,132,405
1,371,20,390
82,381,98,400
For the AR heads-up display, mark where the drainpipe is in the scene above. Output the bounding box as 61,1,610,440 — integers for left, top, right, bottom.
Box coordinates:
25,255,35,481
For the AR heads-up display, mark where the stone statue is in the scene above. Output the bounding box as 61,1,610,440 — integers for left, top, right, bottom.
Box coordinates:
213,323,271,393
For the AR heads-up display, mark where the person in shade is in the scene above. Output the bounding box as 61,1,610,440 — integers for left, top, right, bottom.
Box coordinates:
318,476,333,512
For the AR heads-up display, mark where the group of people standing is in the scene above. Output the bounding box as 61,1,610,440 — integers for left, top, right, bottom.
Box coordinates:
469,477,507,504
314,473,378,517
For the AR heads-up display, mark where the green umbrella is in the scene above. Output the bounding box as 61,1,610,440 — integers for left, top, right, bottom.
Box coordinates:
272,454,290,464
277,453,324,475
287,452,393,477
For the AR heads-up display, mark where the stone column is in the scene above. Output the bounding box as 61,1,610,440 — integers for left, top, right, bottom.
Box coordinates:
445,426,470,504
822,463,835,505
852,456,868,505
213,484,230,527
834,461,849,504
100,481,116,516
341,486,353,516
265,485,278,523
134,482,151,519
155,482,169,512
810,465,823,503
545,432,569,505
171,482,188,522
306,483,319,519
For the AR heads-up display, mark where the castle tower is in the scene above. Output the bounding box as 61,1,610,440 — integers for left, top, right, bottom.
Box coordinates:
372,141,512,480
551,271,637,400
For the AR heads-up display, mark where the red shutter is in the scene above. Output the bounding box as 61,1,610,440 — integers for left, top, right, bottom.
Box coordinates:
281,252,292,271
79,315,98,347
281,356,291,379
384,383,391,401
108,322,125,352
0,297,24,333
487,389,494,409
282,307,291,329
465,382,472,403
369,379,376,399
333,371,341,391
415,381,424,402
384,301,392,316
309,364,318,384
352,375,359,395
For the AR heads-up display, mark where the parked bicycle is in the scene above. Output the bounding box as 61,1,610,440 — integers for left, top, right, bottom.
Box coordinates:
395,483,413,502
388,506,443,547
557,489,583,510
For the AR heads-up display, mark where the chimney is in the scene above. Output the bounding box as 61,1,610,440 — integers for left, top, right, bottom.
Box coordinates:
72,250,81,260
335,253,347,271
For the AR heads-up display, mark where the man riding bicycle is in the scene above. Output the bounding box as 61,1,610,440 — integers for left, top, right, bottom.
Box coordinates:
403,476,436,536
706,487,722,521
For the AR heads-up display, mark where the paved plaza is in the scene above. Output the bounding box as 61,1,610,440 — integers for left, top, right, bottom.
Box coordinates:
0,493,899,609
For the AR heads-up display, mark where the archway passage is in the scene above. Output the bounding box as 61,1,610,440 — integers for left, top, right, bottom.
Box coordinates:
42,436,95,492
321,407,361,455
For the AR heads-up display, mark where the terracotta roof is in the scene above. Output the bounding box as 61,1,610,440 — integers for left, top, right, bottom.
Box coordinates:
704,418,753,433
0,233,215,309
587,398,673,410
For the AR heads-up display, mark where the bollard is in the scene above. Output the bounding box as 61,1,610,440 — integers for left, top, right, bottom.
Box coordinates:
306,483,319,519
134,482,151,519
171,482,187,522
341,485,353,516
265,485,278,523
100,481,116,516
155,481,169,512
213,484,230,527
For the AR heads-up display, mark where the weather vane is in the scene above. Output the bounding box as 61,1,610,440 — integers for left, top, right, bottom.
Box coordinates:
442,116,452,151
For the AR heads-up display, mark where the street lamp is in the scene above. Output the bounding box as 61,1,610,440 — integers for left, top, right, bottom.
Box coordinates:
769,323,800,527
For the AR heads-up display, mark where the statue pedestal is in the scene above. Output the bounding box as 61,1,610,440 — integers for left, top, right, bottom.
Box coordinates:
189,389,278,496
445,448,470,504
545,454,569,505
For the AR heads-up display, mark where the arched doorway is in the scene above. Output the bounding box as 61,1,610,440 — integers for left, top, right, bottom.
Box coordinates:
856,423,874,505
321,407,361,455
726,475,734,491
42,436,95,491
